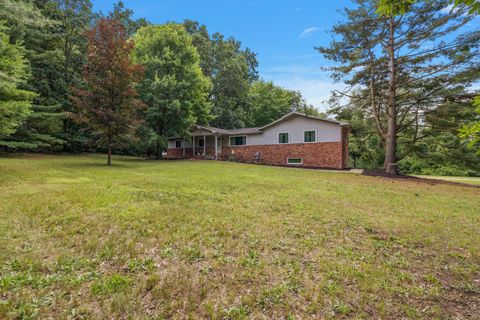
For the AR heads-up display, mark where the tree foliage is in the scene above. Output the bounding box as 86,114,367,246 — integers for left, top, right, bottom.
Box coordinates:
133,24,212,158
184,20,259,129
71,18,143,165
247,81,320,127
319,0,480,174
0,22,35,144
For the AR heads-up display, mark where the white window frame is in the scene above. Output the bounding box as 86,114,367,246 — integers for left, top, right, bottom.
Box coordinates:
303,129,317,143
277,131,290,144
287,158,303,165
229,135,247,146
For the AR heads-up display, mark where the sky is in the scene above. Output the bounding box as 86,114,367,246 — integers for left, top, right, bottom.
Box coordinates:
91,0,355,111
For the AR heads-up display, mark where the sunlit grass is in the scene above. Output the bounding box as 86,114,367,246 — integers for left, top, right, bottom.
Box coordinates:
414,175,480,186
0,154,479,319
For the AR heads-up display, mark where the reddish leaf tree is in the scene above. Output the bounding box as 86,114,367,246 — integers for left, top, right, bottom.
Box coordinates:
72,18,143,165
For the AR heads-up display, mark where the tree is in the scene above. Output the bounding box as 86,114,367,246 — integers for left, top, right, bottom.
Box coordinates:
184,20,259,129
71,18,143,165
133,24,212,159
376,0,480,16
318,0,480,175
108,1,148,36
247,81,320,127
0,0,65,151
460,98,480,155
55,0,97,149
0,22,35,146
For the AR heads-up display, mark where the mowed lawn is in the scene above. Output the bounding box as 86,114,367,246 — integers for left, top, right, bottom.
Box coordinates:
0,155,479,319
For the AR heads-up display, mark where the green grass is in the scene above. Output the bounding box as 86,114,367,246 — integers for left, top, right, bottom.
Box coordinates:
414,175,480,186
0,154,479,319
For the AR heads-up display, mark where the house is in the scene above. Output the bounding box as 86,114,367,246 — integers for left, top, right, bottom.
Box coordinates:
167,112,350,169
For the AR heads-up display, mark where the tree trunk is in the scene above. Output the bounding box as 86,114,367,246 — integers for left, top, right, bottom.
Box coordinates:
107,129,112,166
384,17,398,175
156,141,161,160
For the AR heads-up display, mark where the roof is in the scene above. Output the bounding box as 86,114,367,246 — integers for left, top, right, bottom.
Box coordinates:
259,112,349,130
192,125,261,135
187,112,349,137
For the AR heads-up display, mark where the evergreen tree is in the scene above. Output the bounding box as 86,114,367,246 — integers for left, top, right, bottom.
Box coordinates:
108,1,149,36
0,22,35,148
318,0,480,174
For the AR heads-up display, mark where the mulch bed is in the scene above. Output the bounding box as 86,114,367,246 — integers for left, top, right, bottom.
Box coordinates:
362,168,480,188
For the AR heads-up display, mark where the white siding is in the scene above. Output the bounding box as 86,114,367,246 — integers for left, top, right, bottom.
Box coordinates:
221,115,342,146
169,115,343,149
167,139,192,149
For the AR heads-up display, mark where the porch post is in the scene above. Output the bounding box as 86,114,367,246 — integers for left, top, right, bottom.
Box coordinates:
203,134,206,156
192,135,195,156
214,134,218,160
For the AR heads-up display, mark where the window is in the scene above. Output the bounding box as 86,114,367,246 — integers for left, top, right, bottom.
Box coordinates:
198,138,205,148
175,140,182,148
278,132,289,144
230,136,246,146
304,130,316,143
287,158,303,165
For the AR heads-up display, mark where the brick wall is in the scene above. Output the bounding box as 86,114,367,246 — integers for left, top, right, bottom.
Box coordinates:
168,133,349,169
220,142,346,169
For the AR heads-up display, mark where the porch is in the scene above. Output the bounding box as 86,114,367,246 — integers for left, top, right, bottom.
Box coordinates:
167,129,224,159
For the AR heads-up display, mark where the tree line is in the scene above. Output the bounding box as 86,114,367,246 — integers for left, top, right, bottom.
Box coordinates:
0,0,317,164
319,0,480,176
1,0,479,174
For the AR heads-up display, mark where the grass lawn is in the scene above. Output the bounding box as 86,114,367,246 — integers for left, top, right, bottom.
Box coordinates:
414,175,480,186
0,154,479,319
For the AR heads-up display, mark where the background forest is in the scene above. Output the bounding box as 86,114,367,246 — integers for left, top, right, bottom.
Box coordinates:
0,0,479,175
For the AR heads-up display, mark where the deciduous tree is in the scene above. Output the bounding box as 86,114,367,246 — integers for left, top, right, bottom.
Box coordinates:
72,18,143,165
133,24,211,158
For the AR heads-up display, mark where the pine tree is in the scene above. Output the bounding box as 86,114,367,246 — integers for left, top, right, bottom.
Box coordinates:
0,22,35,149
318,0,480,174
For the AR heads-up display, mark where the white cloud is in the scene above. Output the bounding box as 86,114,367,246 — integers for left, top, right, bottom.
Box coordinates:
299,27,318,38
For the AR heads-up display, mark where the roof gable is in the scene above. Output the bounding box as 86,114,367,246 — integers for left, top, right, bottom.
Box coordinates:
259,112,348,130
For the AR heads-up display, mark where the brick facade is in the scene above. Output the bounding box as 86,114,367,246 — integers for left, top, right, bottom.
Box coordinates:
220,142,346,169
167,141,349,169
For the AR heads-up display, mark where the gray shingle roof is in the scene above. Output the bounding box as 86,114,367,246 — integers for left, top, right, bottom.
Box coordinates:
188,112,349,137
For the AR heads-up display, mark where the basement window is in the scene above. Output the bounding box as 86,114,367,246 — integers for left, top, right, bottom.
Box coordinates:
287,158,303,165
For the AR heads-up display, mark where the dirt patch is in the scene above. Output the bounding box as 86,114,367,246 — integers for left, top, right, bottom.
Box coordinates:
362,169,480,188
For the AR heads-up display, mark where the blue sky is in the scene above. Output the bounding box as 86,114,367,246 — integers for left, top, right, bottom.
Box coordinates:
91,0,354,111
